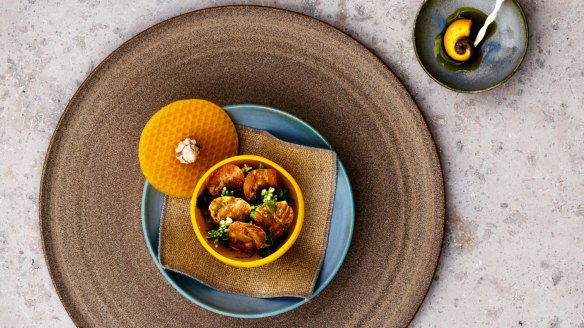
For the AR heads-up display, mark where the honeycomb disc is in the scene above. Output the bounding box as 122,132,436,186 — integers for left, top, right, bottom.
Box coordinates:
139,99,238,197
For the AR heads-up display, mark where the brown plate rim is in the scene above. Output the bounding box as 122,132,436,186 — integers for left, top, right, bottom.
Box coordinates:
39,5,446,327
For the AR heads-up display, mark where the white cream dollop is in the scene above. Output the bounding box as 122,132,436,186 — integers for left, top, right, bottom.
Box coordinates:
175,138,200,164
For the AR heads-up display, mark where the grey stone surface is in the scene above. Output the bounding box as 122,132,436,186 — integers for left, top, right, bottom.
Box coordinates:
0,0,582,327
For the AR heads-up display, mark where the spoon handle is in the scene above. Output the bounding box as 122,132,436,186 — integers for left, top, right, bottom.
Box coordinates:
474,0,505,47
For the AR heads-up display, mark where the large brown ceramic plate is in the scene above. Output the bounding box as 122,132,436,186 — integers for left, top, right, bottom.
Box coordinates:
40,6,444,327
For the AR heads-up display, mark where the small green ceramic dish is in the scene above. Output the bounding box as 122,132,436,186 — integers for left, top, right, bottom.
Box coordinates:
413,0,528,93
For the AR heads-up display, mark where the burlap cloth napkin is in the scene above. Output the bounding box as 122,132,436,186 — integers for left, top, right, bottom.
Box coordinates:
158,126,337,299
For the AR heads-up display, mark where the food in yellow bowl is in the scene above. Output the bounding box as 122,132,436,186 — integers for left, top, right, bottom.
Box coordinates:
191,155,304,268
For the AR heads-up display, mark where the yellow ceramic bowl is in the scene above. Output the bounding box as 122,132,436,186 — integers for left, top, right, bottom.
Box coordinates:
190,155,304,268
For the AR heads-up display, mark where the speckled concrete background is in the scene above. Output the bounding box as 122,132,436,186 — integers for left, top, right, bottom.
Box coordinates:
0,0,582,327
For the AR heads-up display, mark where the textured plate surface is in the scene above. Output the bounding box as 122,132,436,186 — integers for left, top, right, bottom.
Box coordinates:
142,104,354,318
414,0,528,92
40,6,444,327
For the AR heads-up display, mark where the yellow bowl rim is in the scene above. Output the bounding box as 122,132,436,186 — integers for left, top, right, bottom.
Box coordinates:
190,155,305,268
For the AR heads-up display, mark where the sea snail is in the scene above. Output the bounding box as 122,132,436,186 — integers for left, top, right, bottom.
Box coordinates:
443,19,474,62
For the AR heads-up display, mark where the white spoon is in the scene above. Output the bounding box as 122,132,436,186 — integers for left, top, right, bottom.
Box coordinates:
474,0,505,47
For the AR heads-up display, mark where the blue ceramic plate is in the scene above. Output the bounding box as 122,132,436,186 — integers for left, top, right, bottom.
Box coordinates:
141,104,354,318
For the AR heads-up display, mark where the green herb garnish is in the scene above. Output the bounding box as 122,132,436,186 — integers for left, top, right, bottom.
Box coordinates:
250,187,286,220
277,188,288,201
261,187,276,203
258,232,274,258
250,204,258,220
220,187,234,197
207,218,233,246
241,164,253,174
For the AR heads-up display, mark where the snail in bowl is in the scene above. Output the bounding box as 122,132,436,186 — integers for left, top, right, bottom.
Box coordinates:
434,7,497,70
443,19,474,62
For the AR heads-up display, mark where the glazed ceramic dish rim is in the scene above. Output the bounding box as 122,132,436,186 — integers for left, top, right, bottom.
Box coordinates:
190,154,306,268
412,0,529,93
141,104,355,318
